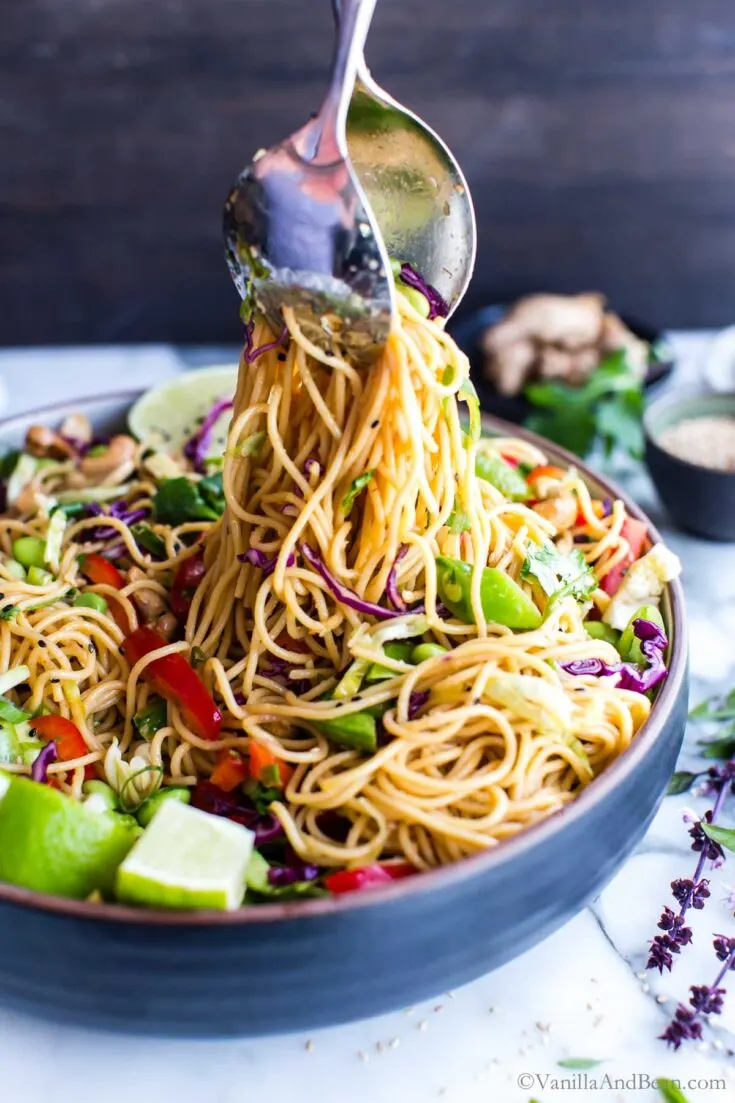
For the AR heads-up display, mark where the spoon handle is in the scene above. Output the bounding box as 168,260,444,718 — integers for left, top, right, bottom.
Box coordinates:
294,0,377,163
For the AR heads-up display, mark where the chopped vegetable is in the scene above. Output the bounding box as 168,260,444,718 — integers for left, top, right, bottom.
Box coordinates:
561,619,669,694
584,621,620,647
366,642,415,682
152,477,223,525
436,556,542,630
30,740,58,784
314,709,378,753
1,558,26,581
475,451,531,500
170,553,205,619
458,378,481,446
341,471,373,514
333,658,371,698
446,505,471,534
602,543,681,630
32,714,89,763
6,454,41,506
394,262,448,321
136,787,191,829
521,544,597,602
43,508,67,572
27,566,53,586
600,517,648,596
12,536,46,570
618,604,664,664
121,626,222,742
183,398,233,473
79,552,125,590
484,673,573,733
237,431,266,458
0,697,30,725
300,544,398,620
0,667,30,696
248,742,293,788
73,592,109,614
133,697,167,740
411,642,447,663
211,750,249,793
325,861,416,894
131,524,167,560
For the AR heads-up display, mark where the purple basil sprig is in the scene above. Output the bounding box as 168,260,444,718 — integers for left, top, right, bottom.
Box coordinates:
183,398,234,473
660,934,735,1049
647,789,729,974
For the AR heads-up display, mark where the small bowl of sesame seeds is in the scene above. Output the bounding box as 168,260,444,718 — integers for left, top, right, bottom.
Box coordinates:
644,390,735,540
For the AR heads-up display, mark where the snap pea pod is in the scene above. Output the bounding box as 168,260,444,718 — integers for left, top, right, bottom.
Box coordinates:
366,642,415,683
584,621,621,648
411,642,447,663
475,452,531,501
436,556,541,630
619,604,665,665
74,592,109,614
314,710,377,753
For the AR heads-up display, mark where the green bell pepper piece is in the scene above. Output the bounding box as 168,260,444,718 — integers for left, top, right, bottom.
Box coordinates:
436,556,541,630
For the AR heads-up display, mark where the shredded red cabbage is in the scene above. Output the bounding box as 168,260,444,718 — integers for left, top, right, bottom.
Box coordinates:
87,500,147,541
408,690,430,720
192,781,283,845
386,545,408,612
303,458,323,479
267,863,320,887
183,398,234,474
561,619,669,694
300,544,398,621
244,322,288,365
31,741,57,784
398,263,449,321
238,548,296,578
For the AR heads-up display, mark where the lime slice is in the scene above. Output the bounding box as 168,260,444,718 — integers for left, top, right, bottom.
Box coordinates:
115,799,254,911
128,365,239,458
0,773,139,899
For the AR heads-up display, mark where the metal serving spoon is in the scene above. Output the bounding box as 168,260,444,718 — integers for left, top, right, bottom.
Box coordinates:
338,1,476,317
223,0,393,366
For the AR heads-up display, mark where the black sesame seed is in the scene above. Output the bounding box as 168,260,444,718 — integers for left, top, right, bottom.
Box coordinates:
38,639,47,648
0,593,5,601
370,420,379,429
277,352,287,362
88,643,95,653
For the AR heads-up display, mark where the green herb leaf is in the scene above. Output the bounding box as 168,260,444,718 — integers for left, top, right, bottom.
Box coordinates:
0,449,21,480
0,606,19,622
667,771,699,796
341,471,374,514
702,823,735,853
521,545,596,602
657,1080,691,1103
133,697,167,740
557,1058,604,1070
242,778,281,816
131,524,167,560
198,472,226,515
698,731,735,760
153,477,222,525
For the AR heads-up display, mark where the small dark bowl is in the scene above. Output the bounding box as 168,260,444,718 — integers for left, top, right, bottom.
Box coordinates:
450,305,674,422
644,390,735,541
0,394,688,1036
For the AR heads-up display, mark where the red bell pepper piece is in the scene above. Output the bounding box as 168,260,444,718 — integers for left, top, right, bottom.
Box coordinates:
32,714,96,779
170,553,206,619
122,626,222,741
249,742,293,789
79,553,125,590
325,861,417,894
601,517,649,596
210,749,249,793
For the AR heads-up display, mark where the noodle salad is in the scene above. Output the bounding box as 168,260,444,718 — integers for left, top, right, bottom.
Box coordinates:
0,284,681,910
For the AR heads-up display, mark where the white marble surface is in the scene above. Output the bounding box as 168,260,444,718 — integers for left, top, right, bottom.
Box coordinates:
0,334,733,1103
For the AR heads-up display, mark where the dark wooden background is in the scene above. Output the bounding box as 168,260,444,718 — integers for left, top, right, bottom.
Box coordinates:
4,0,735,346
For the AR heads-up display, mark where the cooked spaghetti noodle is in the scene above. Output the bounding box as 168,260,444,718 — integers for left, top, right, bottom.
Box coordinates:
0,292,677,893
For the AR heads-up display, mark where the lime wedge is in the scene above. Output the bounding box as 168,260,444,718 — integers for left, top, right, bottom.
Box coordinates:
0,773,139,899
128,365,238,458
115,799,254,911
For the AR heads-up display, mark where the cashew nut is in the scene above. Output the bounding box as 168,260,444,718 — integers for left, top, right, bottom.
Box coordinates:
25,425,76,460
80,435,137,481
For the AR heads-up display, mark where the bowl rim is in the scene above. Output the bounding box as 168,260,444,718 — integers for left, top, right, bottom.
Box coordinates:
643,387,735,479
0,390,688,926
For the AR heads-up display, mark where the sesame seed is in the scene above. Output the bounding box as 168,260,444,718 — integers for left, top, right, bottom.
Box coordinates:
277,352,287,362
636,971,646,980
389,1037,400,1049
656,994,668,1005
488,1006,496,1014
305,1039,314,1052
433,1004,443,1013
370,419,379,429
641,983,651,994
38,639,47,648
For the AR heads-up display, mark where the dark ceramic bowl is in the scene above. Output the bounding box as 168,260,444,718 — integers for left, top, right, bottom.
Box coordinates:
644,390,735,542
450,305,674,423
0,393,688,1037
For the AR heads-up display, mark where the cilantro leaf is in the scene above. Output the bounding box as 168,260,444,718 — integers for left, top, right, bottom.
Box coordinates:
0,606,19,622
153,477,222,525
341,471,374,514
133,697,167,740
131,524,167,560
521,545,596,602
